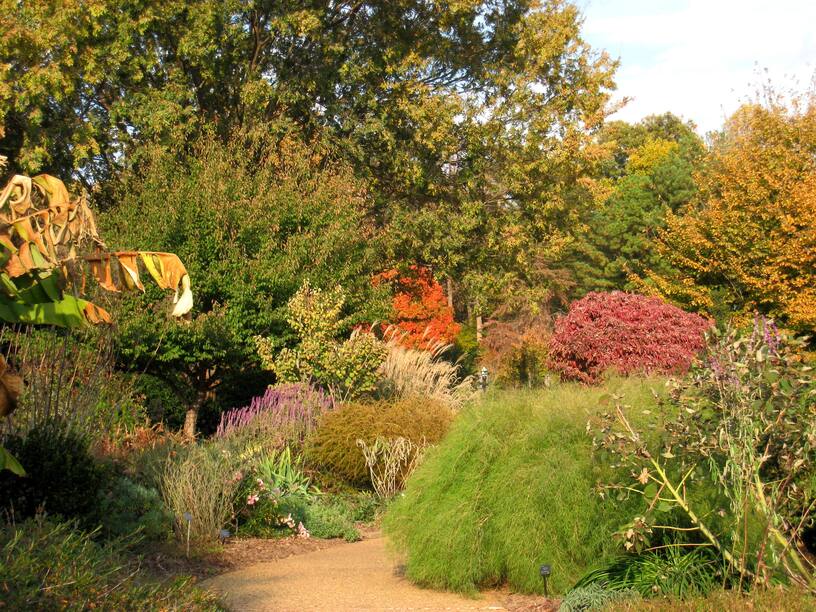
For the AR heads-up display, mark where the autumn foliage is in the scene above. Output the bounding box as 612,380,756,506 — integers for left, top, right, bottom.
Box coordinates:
549,291,711,383
374,267,459,350
640,93,816,331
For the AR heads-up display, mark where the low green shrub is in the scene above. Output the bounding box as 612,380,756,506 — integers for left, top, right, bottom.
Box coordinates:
0,517,220,610
346,491,381,522
304,497,361,541
96,476,172,542
573,548,722,599
306,397,453,486
232,446,370,541
383,378,665,595
236,492,308,538
0,420,109,522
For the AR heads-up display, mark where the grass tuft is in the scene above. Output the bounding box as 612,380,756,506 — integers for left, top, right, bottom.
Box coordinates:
383,377,666,594
377,332,476,410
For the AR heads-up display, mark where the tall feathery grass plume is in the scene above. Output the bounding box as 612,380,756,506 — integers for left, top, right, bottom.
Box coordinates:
376,326,476,410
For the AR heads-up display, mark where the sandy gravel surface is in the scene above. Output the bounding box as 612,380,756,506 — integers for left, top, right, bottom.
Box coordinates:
204,536,509,611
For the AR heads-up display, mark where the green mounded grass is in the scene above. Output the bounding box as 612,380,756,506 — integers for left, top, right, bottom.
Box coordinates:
607,586,815,611
383,377,667,595
0,518,221,610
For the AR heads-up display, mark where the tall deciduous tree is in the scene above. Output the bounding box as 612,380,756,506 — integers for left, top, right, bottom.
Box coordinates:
104,129,387,436
2,1,616,320
639,93,816,331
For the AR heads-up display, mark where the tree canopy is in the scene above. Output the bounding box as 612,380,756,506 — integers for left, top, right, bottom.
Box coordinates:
640,95,816,331
1,0,615,318
103,129,387,434
563,113,704,295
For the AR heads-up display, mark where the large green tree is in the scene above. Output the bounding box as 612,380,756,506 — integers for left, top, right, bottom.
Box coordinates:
639,96,816,332
2,1,616,317
563,113,705,295
104,129,387,435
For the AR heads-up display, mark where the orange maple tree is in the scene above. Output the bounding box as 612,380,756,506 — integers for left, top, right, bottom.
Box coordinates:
638,92,816,331
374,266,460,350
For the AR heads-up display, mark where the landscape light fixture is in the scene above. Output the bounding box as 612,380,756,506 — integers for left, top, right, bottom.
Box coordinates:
539,564,552,597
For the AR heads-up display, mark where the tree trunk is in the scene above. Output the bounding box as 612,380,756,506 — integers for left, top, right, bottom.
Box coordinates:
476,314,483,344
446,277,454,310
183,407,198,440
183,369,217,439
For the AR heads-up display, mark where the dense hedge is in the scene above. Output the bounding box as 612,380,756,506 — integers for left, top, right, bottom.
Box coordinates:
549,291,711,383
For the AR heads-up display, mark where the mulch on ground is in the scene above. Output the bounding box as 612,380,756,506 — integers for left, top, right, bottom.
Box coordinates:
143,534,344,581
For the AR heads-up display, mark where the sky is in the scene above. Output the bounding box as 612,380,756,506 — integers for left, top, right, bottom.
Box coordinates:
576,0,816,133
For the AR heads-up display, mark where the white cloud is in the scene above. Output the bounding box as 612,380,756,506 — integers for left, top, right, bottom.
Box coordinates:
577,0,816,132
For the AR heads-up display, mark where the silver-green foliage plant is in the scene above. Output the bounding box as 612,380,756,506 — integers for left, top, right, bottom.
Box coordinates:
560,583,638,611
592,317,816,592
255,447,315,499
256,281,386,401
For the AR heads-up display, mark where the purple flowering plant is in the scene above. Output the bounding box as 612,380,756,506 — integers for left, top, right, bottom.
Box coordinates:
216,382,335,444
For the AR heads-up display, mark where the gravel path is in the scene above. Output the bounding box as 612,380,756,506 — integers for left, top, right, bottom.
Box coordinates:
204,536,508,611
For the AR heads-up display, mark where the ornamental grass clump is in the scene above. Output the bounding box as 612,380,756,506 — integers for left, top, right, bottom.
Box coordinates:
0,518,219,610
216,382,335,444
307,397,453,487
160,444,240,545
358,436,428,499
550,291,712,383
384,378,665,594
376,329,476,410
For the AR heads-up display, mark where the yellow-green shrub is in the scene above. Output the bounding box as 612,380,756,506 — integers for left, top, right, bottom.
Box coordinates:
306,398,453,486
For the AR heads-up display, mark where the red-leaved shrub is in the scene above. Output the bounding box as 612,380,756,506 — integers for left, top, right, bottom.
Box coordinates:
549,291,711,383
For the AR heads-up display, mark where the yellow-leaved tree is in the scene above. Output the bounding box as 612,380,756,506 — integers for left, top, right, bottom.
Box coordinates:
638,91,816,331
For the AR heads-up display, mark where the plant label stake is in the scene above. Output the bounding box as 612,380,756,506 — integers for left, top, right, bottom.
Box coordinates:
183,512,192,558
539,564,551,597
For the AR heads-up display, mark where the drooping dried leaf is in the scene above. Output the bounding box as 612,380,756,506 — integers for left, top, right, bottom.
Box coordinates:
0,172,193,325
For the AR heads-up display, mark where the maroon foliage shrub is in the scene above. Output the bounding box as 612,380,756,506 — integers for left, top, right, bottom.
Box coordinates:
549,291,711,383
